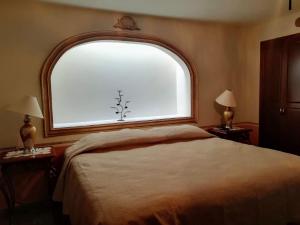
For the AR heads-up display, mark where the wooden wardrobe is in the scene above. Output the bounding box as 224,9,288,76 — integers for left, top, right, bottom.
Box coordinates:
260,33,300,155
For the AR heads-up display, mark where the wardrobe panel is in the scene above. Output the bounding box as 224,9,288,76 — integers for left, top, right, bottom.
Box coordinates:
259,39,283,149
280,108,300,154
287,40,300,105
260,33,300,155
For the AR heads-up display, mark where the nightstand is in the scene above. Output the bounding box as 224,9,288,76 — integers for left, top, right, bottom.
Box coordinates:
0,147,54,225
207,127,253,144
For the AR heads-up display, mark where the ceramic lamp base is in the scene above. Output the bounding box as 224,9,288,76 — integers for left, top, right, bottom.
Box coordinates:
223,107,234,129
20,115,36,151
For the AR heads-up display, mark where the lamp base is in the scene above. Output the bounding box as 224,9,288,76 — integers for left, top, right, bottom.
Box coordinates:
223,107,234,129
20,115,36,152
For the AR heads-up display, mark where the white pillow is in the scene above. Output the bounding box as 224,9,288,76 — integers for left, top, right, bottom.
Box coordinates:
66,124,214,157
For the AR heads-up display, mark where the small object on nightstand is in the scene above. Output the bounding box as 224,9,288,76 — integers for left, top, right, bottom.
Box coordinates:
208,126,252,144
0,146,54,225
3,147,51,159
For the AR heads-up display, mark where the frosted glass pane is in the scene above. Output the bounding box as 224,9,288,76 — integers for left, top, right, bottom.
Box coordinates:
51,40,191,128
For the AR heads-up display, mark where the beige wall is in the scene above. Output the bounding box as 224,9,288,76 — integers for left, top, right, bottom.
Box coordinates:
0,1,243,148
236,12,300,123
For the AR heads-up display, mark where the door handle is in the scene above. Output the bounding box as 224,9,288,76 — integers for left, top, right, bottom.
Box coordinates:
279,107,286,114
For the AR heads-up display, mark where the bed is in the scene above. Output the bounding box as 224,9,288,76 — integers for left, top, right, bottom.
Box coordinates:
53,125,300,225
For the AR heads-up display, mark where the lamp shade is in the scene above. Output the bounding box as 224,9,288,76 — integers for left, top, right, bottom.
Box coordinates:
6,96,44,118
216,90,237,108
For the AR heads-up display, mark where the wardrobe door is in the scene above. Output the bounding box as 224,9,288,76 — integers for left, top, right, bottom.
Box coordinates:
259,39,283,150
280,36,300,154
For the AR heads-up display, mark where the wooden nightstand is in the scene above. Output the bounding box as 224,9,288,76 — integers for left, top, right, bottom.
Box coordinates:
207,127,253,144
0,147,54,225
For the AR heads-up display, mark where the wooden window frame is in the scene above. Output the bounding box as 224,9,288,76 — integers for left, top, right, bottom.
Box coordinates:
41,31,198,137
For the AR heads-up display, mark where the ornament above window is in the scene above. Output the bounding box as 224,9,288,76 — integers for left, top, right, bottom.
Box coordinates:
114,16,140,31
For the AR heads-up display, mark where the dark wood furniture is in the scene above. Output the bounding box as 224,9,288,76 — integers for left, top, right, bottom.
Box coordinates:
207,127,252,144
260,33,300,155
0,148,54,225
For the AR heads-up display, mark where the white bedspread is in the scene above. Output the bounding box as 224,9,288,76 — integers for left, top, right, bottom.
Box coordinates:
58,137,300,225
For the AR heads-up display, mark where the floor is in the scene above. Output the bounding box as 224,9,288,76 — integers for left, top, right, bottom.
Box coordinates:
1,204,299,225
0,202,69,225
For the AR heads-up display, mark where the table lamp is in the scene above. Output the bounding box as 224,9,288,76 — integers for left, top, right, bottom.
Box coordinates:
215,90,237,129
6,96,44,152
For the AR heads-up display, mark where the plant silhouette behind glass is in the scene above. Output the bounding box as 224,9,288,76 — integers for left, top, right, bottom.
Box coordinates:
111,90,131,121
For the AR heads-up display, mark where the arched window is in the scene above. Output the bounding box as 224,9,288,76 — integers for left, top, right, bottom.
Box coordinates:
41,32,197,136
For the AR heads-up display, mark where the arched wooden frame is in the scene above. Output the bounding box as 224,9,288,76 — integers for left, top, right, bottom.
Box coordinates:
41,32,198,137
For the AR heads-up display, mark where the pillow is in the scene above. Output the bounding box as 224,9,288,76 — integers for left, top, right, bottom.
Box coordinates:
144,124,214,140
65,124,214,157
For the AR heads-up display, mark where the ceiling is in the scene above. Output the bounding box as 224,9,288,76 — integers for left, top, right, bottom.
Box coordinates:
42,0,300,23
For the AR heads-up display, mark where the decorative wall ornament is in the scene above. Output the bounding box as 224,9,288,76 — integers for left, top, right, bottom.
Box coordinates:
111,90,131,121
114,16,140,31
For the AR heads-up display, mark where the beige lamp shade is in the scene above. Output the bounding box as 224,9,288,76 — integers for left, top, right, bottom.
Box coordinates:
6,96,44,118
216,90,237,108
